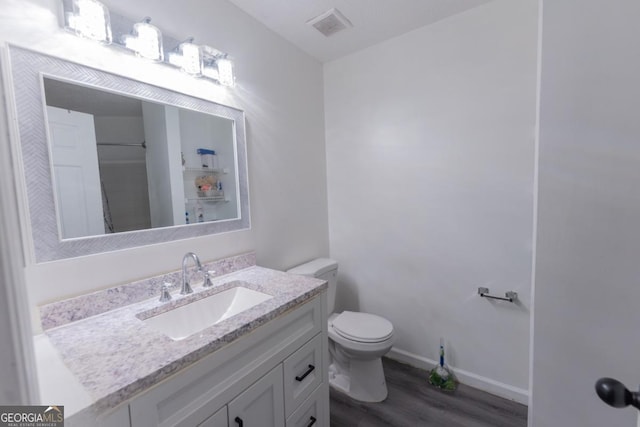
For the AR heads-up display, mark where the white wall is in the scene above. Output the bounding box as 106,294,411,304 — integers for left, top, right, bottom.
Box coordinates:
324,0,538,400
530,0,640,425
142,102,182,227
0,65,38,404
0,0,328,314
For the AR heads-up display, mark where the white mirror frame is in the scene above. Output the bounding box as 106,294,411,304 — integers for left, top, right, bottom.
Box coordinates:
7,46,250,262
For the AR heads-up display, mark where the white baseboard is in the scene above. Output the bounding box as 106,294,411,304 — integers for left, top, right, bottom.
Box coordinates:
386,347,529,405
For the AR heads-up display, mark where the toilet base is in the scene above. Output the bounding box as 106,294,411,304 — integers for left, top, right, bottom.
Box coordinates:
328,357,388,402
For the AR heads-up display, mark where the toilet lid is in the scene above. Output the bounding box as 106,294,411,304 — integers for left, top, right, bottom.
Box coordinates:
331,311,394,343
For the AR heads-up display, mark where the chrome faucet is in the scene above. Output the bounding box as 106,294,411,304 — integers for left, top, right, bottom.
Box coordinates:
181,252,203,295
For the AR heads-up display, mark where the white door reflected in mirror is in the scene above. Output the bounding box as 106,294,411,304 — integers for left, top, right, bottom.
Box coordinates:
47,106,104,238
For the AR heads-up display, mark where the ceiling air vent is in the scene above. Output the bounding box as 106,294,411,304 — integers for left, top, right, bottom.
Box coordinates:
306,8,353,37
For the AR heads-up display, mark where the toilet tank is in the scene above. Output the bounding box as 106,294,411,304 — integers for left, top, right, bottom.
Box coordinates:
287,258,338,314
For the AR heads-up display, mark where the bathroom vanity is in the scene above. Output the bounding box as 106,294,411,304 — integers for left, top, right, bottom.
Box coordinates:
36,254,329,427
130,292,327,427
4,33,327,427
6,43,328,427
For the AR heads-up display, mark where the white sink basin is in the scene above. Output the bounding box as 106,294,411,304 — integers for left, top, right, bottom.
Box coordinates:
142,286,273,340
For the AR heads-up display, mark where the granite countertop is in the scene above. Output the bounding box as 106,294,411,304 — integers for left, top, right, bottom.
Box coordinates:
39,262,327,415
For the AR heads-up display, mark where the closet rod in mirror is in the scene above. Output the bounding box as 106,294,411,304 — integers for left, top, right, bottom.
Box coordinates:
97,141,147,148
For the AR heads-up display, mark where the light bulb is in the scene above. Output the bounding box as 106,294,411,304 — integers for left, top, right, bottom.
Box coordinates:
217,58,234,87
124,21,163,61
179,43,202,75
167,41,202,75
67,0,112,43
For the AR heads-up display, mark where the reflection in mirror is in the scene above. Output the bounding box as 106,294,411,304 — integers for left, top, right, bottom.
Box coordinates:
43,78,239,239
8,46,249,262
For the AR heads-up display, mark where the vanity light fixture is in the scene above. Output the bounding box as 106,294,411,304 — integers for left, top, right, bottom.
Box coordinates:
201,45,223,80
201,64,219,81
122,18,163,61
201,46,235,87
65,0,112,43
61,0,236,87
168,38,202,76
216,58,235,87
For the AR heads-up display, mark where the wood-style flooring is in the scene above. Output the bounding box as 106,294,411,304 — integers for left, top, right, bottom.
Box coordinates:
329,358,527,427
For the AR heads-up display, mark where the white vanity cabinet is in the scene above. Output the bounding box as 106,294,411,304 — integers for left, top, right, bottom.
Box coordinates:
129,294,329,427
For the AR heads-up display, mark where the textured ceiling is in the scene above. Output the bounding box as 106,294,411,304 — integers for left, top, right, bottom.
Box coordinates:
227,0,493,62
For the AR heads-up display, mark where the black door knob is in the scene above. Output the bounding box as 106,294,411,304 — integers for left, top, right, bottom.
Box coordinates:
595,377,640,410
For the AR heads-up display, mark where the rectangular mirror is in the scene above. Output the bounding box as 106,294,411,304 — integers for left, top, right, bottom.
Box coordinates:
43,77,240,238
7,46,250,262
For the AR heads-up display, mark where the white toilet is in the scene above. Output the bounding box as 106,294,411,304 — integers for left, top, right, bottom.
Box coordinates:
287,258,395,402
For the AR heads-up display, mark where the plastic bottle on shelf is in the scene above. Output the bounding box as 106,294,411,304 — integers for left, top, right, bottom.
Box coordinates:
197,148,217,169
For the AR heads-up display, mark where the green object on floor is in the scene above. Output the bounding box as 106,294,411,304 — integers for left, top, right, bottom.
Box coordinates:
429,338,457,391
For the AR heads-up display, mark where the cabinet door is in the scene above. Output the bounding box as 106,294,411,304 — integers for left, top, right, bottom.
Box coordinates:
228,365,284,427
198,406,228,427
46,106,104,238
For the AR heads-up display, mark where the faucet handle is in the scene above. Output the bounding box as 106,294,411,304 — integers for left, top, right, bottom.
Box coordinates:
159,283,173,302
203,270,215,288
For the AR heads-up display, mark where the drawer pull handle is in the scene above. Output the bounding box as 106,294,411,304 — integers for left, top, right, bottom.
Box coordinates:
307,416,317,426
235,416,243,427
295,364,315,382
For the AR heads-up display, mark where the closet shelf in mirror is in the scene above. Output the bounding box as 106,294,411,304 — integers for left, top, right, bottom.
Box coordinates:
183,167,229,174
185,196,228,203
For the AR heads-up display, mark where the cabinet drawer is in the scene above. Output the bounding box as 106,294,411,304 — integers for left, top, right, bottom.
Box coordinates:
283,334,324,417
286,384,326,427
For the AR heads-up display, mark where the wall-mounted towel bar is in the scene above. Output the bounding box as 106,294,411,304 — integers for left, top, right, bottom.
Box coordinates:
478,287,518,303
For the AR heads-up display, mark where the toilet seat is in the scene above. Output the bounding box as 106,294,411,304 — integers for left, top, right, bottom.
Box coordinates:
331,311,394,343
